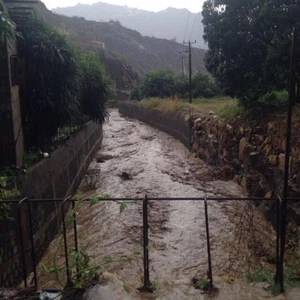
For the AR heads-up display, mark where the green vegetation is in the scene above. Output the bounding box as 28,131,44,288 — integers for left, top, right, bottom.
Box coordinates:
18,17,114,149
202,0,300,108
258,90,289,111
193,277,210,291
138,97,238,118
0,168,21,220
43,195,137,289
0,0,18,43
131,70,220,101
247,255,300,295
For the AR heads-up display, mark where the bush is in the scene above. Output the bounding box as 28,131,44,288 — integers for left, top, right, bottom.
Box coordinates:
19,17,79,147
130,87,142,100
77,52,114,122
140,70,176,98
135,70,220,101
18,17,113,149
192,72,220,98
258,90,288,110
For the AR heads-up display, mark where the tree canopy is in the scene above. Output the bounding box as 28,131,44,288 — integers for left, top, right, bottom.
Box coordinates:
131,70,220,100
0,0,17,43
202,0,300,107
18,17,114,148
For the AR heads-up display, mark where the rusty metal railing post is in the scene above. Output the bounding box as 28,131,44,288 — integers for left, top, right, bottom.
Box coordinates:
275,195,283,286
17,198,29,287
61,197,72,286
279,27,298,293
204,195,213,289
27,200,38,288
140,194,152,292
72,199,80,280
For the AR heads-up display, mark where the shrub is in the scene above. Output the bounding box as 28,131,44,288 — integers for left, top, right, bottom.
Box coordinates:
258,90,288,110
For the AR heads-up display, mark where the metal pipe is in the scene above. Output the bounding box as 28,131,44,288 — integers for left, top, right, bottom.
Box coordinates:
204,195,213,289
275,196,282,284
27,200,38,288
17,198,28,287
61,197,72,286
72,199,79,280
3,197,300,204
142,194,151,290
280,27,298,293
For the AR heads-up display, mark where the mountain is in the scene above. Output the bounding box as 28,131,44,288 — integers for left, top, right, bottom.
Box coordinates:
52,2,207,49
35,2,207,97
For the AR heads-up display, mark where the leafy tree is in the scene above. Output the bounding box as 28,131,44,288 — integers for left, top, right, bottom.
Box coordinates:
140,70,176,98
18,17,113,148
134,70,220,100
19,17,79,147
77,52,114,122
0,0,17,43
130,86,142,100
192,72,220,98
202,0,300,108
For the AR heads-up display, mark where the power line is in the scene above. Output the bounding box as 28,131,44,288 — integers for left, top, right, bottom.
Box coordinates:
183,11,191,42
189,13,198,41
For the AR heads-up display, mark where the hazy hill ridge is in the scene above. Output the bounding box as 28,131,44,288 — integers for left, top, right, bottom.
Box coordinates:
52,2,207,49
37,2,207,79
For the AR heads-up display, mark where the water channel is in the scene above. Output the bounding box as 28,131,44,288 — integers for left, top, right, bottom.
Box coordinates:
38,110,300,299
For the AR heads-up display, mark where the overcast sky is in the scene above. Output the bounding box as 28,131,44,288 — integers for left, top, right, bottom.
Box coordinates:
43,0,205,13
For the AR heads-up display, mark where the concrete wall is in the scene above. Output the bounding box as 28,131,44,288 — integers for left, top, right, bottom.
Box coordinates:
0,30,24,167
118,101,190,148
0,121,103,287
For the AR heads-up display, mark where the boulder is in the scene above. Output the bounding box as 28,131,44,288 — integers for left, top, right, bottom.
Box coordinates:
239,137,253,163
268,155,278,166
254,134,264,145
279,153,285,171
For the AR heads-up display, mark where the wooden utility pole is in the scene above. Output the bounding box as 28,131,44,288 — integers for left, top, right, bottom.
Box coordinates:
179,51,186,79
183,40,196,103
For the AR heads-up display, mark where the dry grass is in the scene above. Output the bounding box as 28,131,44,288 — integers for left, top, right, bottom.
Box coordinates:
139,97,240,119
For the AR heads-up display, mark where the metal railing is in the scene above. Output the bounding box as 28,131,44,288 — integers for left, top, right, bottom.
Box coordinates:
0,195,298,294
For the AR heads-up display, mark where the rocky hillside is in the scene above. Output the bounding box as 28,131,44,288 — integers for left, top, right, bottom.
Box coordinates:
52,2,207,49
36,2,207,95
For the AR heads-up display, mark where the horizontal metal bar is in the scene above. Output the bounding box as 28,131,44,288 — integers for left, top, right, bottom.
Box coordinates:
1,197,300,204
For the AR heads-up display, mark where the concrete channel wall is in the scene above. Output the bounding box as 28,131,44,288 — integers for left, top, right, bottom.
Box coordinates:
118,101,190,148
0,122,103,287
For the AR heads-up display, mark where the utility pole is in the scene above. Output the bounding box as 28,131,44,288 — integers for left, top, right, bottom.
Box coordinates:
183,40,196,103
179,51,185,79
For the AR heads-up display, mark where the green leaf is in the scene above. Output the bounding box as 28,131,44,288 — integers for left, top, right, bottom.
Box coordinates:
66,215,75,225
89,197,100,206
119,202,128,213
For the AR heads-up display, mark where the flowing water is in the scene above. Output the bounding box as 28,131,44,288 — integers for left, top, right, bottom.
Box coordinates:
38,110,300,299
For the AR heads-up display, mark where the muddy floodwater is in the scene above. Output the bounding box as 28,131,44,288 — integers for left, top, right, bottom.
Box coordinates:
39,110,300,299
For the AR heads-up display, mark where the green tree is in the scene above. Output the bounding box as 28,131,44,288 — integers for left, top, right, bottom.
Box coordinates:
202,0,300,107
0,0,17,43
192,72,219,98
77,52,114,122
19,17,79,147
140,70,176,98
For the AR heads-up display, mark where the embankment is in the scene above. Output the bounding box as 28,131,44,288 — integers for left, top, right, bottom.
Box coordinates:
118,101,300,230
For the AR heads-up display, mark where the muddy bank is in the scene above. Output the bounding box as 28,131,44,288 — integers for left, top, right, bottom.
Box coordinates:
37,110,299,299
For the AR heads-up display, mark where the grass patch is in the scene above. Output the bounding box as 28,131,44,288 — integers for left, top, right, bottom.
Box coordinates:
247,254,300,295
138,97,238,119
247,267,273,283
